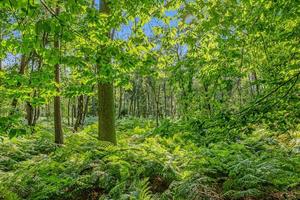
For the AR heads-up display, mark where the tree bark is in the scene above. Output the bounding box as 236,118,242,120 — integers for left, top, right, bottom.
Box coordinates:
97,0,116,144
53,5,63,144
98,83,116,144
32,106,40,126
26,102,34,126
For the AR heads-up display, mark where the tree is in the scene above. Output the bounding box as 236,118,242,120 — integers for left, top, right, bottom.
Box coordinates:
53,4,63,144
97,0,116,144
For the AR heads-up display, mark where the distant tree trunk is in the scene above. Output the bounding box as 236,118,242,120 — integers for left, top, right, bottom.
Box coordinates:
156,84,161,126
91,96,97,116
74,95,84,131
237,78,242,108
0,29,1,70
67,98,71,125
203,83,211,116
170,88,174,118
163,80,167,117
26,60,37,127
248,72,260,98
26,102,34,126
147,85,151,117
71,100,75,126
129,84,135,116
46,103,51,119
252,71,260,95
118,87,123,118
53,5,63,144
97,0,116,144
82,95,90,124
10,55,29,114
136,79,141,117
32,106,40,126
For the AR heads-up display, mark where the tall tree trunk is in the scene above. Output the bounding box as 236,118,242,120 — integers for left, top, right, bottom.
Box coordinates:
53,5,63,144
97,0,116,144
98,83,116,144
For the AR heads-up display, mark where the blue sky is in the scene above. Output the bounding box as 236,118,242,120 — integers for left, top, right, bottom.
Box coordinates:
95,0,179,40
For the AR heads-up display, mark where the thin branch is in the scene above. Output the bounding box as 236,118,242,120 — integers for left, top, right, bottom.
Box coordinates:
236,71,300,115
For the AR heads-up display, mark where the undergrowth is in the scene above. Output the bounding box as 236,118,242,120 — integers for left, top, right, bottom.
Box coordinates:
0,119,299,200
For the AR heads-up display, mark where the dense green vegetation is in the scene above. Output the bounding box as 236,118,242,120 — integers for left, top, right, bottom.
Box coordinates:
1,119,299,199
0,0,299,199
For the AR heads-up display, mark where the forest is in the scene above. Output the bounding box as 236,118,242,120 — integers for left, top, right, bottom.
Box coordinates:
0,0,299,199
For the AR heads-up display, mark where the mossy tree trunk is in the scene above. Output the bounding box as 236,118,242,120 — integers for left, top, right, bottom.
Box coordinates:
98,83,116,144
97,0,116,144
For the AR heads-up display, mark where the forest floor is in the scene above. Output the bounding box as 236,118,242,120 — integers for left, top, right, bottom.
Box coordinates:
0,117,299,200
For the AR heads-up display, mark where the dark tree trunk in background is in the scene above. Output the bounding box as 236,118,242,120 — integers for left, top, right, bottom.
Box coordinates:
163,81,167,117
136,78,141,117
170,88,174,118
74,95,84,131
252,71,260,95
53,5,63,144
118,87,123,118
0,31,1,70
26,60,37,127
156,84,160,127
91,96,97,116
10,55,29,114
147,85,151,117
26,102,34,126
33,106,40,126
67,98,71,125
82,95,90,124
71,101,75,126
